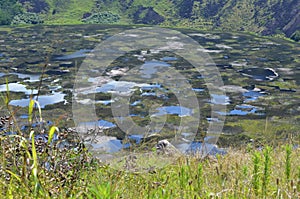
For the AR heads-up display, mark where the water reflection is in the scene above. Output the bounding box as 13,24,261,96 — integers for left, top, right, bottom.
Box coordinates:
0,82,38,95
216,105,264,116
140,60,170,78
78,119,116,129
9,92,65,108
240,67,278,81
160,56,178,61
55,49,92,60
243,90,265,102
151,106,193,117
11,72,40,82
210,94,230,105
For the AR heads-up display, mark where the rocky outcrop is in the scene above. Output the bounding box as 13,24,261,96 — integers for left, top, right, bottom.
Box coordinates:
133,6,164,25
261,0,300,37
283,11,300,37
19,0,49,13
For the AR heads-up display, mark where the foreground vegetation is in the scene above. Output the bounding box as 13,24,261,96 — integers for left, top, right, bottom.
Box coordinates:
0,133,299,198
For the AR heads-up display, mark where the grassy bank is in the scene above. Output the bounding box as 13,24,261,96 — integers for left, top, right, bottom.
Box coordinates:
76,146,300,199
0,135,299,198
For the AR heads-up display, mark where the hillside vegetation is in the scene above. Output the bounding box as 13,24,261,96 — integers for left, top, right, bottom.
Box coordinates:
0,0,299,40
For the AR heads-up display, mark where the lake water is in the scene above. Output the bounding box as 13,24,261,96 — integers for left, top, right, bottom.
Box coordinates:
9,92,65,108
0,24,299,155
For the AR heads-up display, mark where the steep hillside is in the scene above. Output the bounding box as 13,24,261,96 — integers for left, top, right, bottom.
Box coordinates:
1,0,299,41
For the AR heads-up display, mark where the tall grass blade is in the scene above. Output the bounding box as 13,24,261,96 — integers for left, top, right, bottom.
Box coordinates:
262,146,271,198
5,78,10,106
7,181,13,199
28,99,35,124
252,151,261,196
48,126,59,144
28,99,43,125
5,170,21,182
33,100,42,122
30,130,43,197
285,144,292,181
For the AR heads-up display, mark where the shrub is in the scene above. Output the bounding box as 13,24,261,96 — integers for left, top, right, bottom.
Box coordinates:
0,0,23,25
11,12,44,25
82,11,120,24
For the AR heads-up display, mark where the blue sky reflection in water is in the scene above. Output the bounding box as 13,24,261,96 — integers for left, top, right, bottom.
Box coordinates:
54,49,92,60
9,92,66,108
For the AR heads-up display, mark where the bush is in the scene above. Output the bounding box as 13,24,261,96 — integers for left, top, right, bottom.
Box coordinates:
0,10,11,25
82,11,120,24
11,12,44,25
0,0,22,25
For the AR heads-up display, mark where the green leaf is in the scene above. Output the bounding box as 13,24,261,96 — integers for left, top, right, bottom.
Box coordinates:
48,126,59,144
30,130,43,196
5,170,21,182
28,99,43,124
5,78,10,106
28,99,35,124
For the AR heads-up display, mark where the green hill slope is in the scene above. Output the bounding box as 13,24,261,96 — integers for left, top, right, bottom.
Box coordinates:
1,0,299,41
